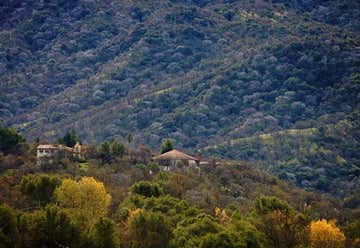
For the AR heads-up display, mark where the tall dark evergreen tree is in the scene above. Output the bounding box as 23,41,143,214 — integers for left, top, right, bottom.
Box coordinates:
0,125,25,154
58,130,81,147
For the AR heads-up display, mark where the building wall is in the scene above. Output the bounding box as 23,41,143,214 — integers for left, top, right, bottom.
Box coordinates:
37,149,58,159
156,159,200,173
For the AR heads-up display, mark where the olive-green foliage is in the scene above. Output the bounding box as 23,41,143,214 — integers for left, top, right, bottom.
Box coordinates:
127,134,133,144
0,204,19,248
110,140,126,158
0,126,25,154
98,140,126,163
148,162,160,173
259,211,309,248
344,220,360,248
117,194,199,226
200,231,244,248
155,171,170,183
160,139,173,154
116,195,146,222
143,195,200,225
126,211,172,248
0,203,117,248
131,181,163,198
91,217,119,248
205,113,360,198
18,205,80,248
254,196,293,215
253,197,309,248
99,141,111,162
119,194,146,210
171,214,221,248
20,174,61,205
227,215,265,248
58,130,81,147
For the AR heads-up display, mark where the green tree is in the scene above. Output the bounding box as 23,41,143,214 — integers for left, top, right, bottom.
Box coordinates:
20,174,61,206
55,177,111,230
0,204,19,248
172,214,221,248
91,217,119,248
98,140,126,163
131,181,163,198
99,141,111,163
161,139,173,154
200,231,242,248
22,205,80,247
126,211,172,248
58,130,81,147
254,197,309,248
344,220,360,248
254,196,293,215
110,140,126,158
227,215,265,248
127,133,133,144
0,125,25,154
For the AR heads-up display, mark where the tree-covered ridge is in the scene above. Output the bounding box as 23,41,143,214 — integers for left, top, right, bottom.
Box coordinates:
269,0,360,30
0,0,359,149
202,112,360,199
0,135,359,247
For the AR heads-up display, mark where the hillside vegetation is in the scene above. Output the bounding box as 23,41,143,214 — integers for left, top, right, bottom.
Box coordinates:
0,129,359,247
1,0,359,148
202,112,360,199
1,1,359,203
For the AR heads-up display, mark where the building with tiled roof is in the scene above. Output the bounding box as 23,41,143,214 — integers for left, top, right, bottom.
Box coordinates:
153,149,200,172
37,142,83,163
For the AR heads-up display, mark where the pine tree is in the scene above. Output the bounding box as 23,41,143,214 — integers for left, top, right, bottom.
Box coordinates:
161,139,173,154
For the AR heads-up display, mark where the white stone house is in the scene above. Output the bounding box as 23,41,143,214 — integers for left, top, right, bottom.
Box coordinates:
37,142,83,163
152,149,200,173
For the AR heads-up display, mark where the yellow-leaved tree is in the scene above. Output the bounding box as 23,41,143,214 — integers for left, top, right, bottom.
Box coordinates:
55,177,111,231
309,219,345,248
214,207,229,224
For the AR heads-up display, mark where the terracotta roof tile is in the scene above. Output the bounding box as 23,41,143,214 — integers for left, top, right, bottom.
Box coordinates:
37,144,75,152
153,149,199,161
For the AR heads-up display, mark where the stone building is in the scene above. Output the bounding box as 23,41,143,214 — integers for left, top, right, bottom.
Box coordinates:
37,142,83,164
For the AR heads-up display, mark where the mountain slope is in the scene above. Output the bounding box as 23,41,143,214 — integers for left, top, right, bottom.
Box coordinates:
1,0,359,199
202,112,360,199
1,0,359,148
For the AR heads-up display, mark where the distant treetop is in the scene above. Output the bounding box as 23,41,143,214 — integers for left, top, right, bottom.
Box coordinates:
161,139,174,154
58,130,81,148
0,125,25,154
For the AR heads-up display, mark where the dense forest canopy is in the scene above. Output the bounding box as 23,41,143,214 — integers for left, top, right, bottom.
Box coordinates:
1,0,358,200
0,0,359,148
0,0,359,246
0,128,359,247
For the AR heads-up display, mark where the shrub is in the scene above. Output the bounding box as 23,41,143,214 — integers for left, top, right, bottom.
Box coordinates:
131,181,163,198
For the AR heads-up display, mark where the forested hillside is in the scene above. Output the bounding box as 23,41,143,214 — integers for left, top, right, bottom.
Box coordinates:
202,111,360,199
0,129,359,247
1,1,359,199
1,0,359,147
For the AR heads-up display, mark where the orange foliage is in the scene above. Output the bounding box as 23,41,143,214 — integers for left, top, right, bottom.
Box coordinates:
309,219,345,248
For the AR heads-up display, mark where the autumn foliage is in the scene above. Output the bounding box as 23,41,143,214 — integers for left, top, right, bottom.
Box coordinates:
55,177,111,230
309,219,346,248
214,207,229,224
